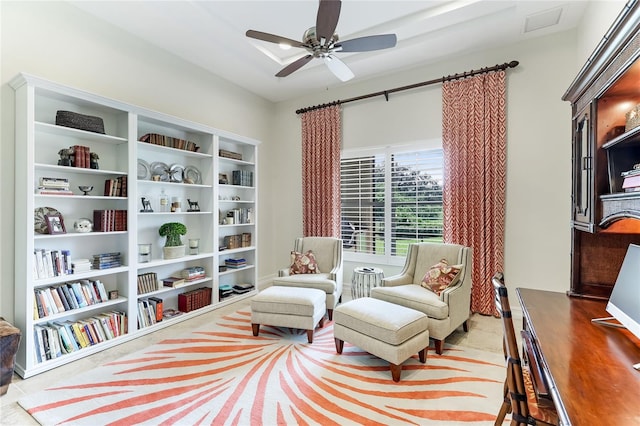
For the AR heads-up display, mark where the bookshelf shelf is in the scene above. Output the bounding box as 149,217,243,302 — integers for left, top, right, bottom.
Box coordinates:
12,72,260,378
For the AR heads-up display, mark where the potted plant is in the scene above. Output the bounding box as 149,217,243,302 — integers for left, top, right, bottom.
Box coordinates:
159,222,187,259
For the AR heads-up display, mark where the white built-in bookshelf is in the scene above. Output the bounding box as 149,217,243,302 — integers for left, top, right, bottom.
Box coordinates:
11,73,259,378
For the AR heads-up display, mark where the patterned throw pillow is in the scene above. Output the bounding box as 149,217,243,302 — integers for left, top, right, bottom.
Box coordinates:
420,259,462,296
289,250,321,275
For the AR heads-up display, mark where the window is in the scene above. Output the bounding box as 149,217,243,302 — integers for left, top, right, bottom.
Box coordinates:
340,146,443,263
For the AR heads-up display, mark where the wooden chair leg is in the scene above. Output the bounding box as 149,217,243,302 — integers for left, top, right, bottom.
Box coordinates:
306,330,313,343
334,337,344,354
318,317,325,328
418,347,427,363
251,323,260,336
463,320,469,332
495,380,511,425
327,309,333,320
390,363,402,382
434,339,444,355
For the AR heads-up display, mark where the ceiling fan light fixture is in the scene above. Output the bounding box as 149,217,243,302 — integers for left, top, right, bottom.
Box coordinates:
245,0,396,80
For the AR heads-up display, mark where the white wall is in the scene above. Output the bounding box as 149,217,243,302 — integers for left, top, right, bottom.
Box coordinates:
0,1,274,322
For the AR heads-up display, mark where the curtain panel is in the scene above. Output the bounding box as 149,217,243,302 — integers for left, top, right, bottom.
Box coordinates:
442,71,506,316
300,105,342,237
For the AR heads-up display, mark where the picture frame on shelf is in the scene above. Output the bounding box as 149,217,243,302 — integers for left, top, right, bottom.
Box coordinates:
219,173,228,184
109,290,119,300
45,214,66,234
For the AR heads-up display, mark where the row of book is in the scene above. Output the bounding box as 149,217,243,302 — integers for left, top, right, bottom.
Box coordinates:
138,272,159,294
139,133,200,152
92,252,122,270
621,166,640,192
68,145,95,169
225,208,254,225
137,297,163,329
34,279,110,319
33,248,71,280
103,176,128,197
93,209,127,232
37,177,73,196
178,287,212,313
34,311,127,363
231,170,253,187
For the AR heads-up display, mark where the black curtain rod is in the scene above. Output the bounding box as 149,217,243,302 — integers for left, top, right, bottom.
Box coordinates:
296,60,519,115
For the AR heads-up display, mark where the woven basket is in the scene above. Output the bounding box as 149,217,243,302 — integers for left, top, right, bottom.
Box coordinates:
625,105,640,132
56,110,105,134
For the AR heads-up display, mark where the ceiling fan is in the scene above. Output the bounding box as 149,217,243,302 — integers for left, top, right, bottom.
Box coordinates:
246,0,397,82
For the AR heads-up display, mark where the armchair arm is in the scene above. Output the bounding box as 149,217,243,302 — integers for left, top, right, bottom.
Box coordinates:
381,273,414,287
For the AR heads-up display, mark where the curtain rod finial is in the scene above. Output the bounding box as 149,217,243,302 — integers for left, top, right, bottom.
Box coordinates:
508,60,519,68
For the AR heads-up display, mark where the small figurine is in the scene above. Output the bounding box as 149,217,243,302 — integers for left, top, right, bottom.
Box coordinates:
90,152,100,169
57,148,74,166
140,197,153,212
187,199,200,212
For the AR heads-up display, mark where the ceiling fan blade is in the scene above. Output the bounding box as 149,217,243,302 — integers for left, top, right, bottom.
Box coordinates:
323,55,354,82
276,54,314,77
316,0,341,45
246,30,305,48
335,34,397,52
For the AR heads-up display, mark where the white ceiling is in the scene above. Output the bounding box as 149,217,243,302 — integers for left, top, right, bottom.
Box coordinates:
69,0,589,103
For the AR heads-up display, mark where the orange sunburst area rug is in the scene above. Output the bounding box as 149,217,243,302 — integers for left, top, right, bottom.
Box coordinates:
19,309,506,426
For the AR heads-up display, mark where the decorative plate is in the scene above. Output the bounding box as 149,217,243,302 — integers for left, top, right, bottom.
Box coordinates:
34,206,61,234
150,161,170,182
137,159,150,180
183,165,202,184
169,164,185,183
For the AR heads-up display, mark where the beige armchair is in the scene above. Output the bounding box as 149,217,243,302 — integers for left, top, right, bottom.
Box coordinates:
370,242,472,354
272,237,343,320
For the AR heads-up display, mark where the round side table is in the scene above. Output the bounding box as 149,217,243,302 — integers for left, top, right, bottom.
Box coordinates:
351,267,384,299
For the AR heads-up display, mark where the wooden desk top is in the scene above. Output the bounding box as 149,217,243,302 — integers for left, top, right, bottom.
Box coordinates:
516,288,640,426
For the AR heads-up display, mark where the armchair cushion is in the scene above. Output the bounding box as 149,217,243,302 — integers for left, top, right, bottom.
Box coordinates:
289,250,320,275
420,259,462,296
371,285,449,320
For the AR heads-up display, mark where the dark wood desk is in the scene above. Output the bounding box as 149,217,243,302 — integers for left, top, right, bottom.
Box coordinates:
517,288,640,426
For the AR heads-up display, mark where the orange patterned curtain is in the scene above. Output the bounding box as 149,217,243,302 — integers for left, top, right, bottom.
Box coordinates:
300,105,342,237
442,71,506,316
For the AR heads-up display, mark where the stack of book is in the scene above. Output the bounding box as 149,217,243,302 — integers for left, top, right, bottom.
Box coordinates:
622,166,640,192
219,284,233,299
92,252,121,270
233,283,254,295
71,258,92,273
225,258,246,269
38,177,72,195
162,277,186,288
181,266,206,281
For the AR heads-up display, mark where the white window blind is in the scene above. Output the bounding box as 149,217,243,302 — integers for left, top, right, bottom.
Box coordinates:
340,147,443,261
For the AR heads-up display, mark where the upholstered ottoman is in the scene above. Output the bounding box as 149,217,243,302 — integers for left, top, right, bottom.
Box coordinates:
251,286,326,343
333,297,429,382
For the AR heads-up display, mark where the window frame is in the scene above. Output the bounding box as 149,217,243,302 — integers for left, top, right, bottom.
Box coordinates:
341,140,444,266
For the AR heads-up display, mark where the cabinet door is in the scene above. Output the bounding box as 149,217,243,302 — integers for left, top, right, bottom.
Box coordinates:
572,104,594,232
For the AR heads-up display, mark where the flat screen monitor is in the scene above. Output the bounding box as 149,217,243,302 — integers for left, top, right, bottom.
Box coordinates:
606,243,640,341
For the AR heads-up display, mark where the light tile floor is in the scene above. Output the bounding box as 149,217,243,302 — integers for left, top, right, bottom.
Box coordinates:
0,295,509,425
